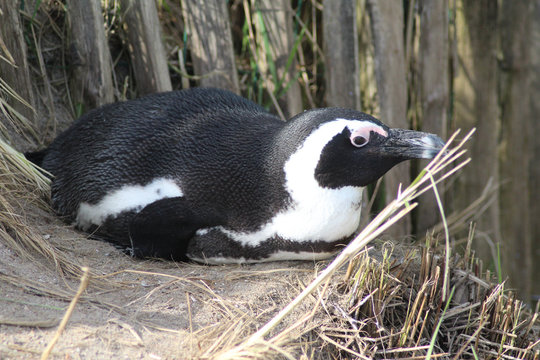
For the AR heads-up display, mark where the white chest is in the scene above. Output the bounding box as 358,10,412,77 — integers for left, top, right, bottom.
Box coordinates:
213,119,368,247
270,185,364,241
213,185,363,247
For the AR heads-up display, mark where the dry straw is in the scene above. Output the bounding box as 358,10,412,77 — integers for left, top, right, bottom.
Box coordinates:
0,138,84,278
40,267,90,360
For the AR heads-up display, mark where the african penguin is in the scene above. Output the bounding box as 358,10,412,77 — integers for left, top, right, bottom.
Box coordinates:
27,88,445,264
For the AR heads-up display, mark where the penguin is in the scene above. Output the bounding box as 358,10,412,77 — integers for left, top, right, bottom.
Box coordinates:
27,88,445,264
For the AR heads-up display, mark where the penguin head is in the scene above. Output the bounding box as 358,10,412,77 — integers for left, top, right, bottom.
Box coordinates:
284,108,445,189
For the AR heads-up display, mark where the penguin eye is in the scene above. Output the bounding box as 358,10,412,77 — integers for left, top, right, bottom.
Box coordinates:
351,135,368,147
348,124,388,148
350,127,372,148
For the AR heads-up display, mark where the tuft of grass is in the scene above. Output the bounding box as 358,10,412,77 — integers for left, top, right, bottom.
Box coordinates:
0,139,84,279
0,78,39,144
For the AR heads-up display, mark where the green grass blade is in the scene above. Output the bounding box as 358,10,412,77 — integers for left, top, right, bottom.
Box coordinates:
426,286,455,360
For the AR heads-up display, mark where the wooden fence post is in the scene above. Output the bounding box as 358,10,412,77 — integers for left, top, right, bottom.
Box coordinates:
366,0,410,237
499,0,533,302
323,0,361,110
529,0,540,304
182,0,240,93
0,1,36,137
67,0,114,111
453,0,501,267
416,0,449,234
120,0,172,94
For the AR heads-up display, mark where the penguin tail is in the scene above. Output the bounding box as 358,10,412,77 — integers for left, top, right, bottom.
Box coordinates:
24,149,47,167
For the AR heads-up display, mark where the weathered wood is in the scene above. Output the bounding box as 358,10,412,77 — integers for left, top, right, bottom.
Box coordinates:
323,0,361,110
453,0,501,266
182,0,239,93
0,1,36,129
120,0,172,94
366,0,410,237
67,0,114,111
529,0,540,303
416,0,449,234
499,0,532,302
253,0,303,118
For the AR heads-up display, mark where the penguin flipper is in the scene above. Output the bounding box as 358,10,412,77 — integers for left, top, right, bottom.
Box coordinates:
128,197,205,261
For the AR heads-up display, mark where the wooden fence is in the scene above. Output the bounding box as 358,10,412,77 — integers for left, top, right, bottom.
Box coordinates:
0,0,538,303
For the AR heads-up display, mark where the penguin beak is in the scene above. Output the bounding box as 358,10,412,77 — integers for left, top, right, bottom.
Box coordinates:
382,129,446,160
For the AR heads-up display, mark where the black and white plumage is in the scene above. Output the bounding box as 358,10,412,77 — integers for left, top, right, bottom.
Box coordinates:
28,88,445,264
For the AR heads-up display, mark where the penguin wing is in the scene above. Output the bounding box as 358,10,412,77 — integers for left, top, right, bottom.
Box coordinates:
128,197,215,261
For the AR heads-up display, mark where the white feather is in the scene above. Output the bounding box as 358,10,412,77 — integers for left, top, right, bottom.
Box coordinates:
189,250,336,265
76,178,183,230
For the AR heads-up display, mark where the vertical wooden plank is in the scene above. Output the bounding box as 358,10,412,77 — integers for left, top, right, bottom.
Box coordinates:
453,0,500,265
529,0,540,304
182,0,239,93
416,0,449,234
67,0,114,110
366,0,410,237
323,0,361,110
499,0,532,302
120,0,172,95
253,0,303,118
0,1,36,127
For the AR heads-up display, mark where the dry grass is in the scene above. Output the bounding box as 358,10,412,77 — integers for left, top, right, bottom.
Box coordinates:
0,77,39,144
0,138,85,279
317,236,540,359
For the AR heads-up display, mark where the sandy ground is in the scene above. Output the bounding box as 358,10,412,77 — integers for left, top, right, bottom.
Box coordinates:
0,210,327,359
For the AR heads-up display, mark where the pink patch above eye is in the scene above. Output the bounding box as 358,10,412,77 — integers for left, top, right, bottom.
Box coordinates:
350,125,388,144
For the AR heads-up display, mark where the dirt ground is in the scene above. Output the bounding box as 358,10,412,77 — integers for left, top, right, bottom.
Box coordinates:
0,209,327,359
